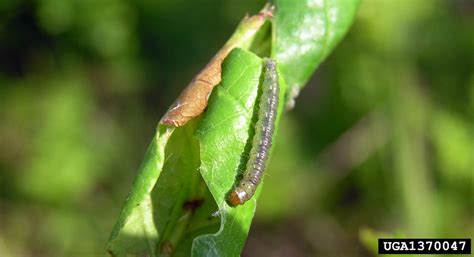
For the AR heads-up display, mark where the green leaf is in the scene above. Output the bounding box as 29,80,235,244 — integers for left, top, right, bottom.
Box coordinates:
107,120,220,257
106,125,173,257
193,48,286,256
107,48,287,257
272,0,360,91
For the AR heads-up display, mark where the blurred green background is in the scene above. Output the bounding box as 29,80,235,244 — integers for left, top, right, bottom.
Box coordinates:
0,0,472,256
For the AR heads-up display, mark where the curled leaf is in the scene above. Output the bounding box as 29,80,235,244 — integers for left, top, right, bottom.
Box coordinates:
161,8,273,127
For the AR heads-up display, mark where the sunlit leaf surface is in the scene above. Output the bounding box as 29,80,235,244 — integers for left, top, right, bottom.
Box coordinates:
273,0,360,91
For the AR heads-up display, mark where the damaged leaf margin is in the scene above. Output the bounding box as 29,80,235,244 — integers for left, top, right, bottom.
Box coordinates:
160,6,274,127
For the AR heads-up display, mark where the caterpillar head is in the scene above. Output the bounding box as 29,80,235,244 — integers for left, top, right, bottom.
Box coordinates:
228,189,248,206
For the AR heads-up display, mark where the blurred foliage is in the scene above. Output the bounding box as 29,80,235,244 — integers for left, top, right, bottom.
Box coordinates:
107,0,360,255
0,0,472,257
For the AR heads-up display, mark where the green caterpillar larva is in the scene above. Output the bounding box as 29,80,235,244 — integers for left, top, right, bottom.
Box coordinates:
228,58,279,206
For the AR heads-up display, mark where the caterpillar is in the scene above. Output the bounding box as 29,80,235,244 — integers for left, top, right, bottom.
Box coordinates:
228,58,279,206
